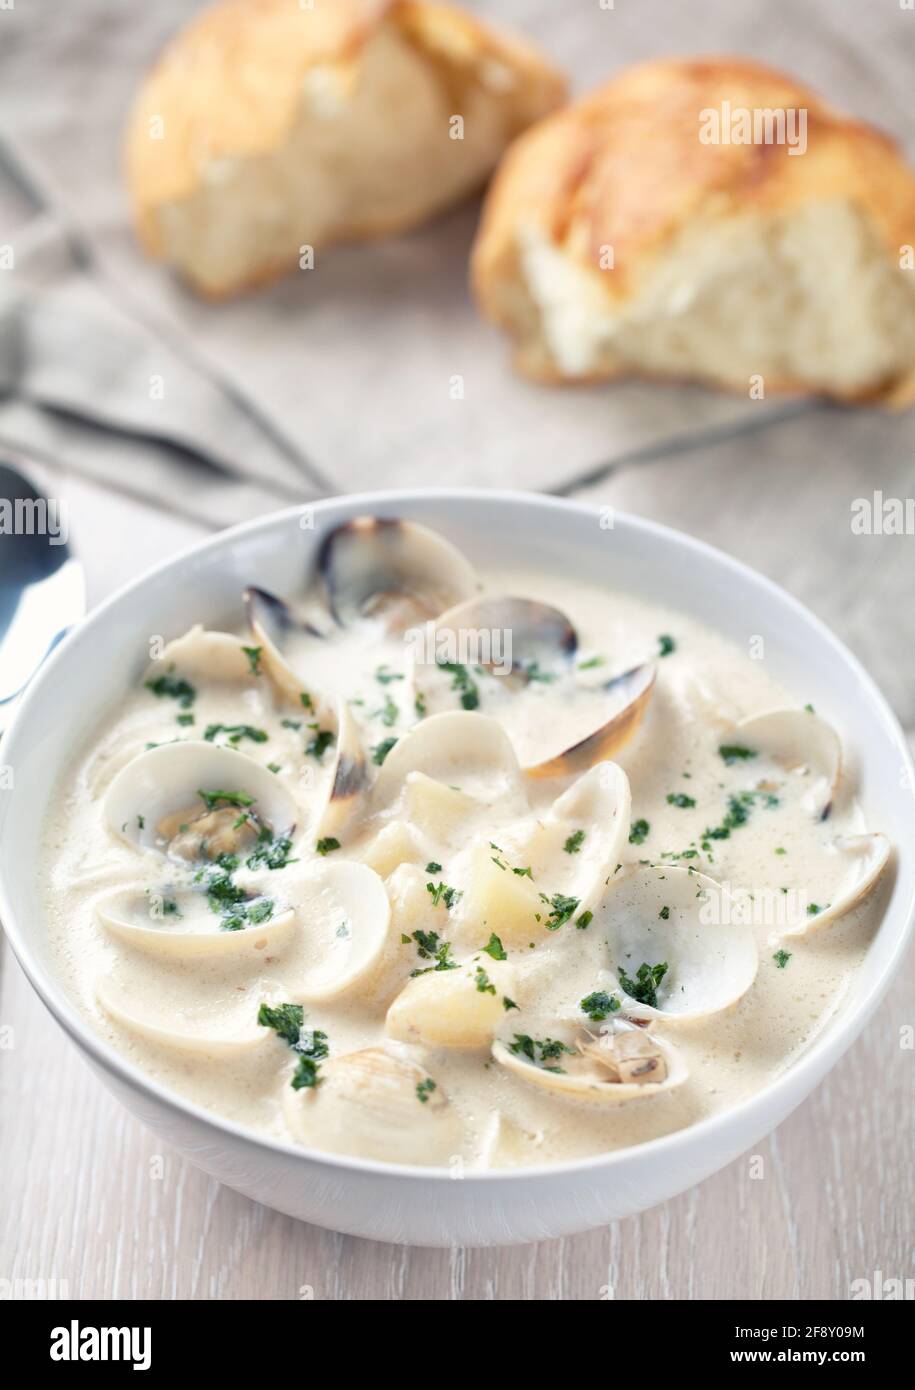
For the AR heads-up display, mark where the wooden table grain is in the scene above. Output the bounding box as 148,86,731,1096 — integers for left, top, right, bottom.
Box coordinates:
1,442,913,1301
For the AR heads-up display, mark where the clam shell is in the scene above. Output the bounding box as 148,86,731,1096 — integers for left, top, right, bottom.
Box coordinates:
282,1047,463,1165
97,976,265,1054
318,517,479,632
777,832,891,939
96,886,295,958
525,662,656,779
492,1027,687,1104
733,708,841,819
104,740,299,856
147,626,260,685
600,865,758,1024
372,710,525,814
286,861,391,1002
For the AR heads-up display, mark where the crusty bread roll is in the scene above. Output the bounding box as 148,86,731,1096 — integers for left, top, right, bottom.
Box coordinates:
472,58,915,405
125,0,565,297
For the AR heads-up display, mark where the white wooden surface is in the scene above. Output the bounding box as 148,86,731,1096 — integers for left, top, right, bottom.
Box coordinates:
1,431,912,1301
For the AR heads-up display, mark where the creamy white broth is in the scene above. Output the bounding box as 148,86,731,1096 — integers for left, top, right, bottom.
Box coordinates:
41,551,889,1169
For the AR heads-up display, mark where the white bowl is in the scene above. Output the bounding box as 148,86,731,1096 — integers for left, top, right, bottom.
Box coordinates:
2,489,912,1247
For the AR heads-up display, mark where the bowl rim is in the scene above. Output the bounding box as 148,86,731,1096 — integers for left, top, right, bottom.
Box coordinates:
2,485,913,1186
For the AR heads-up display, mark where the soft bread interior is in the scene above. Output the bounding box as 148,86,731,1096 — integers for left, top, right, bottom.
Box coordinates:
154,24,525,295
520,202,915,398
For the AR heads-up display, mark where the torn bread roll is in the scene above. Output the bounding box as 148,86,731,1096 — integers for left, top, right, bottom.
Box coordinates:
125,0,565,298
472,57,915,406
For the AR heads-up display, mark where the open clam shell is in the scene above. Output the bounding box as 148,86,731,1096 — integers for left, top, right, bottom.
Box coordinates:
282,1046,463,1164
420,591,656,778
104,741,299,859
372,711,525,814
600,866,758,1024
432,596,577,679
97,976,266,1054
526,662,656,779
147,625,261,686
96,886,295,958
313,699,370,844
523,761,632,911
777,832,891,939
285,861,391,1002
492,1024,687,1104
244,585,329,712
318,517,479,633
732,708,841,819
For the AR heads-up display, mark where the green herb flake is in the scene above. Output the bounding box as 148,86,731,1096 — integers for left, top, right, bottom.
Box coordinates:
483,932,507,960
145,673,196,708
371,735,398,765
773,949,792,969
718,744,758,766
618,960,669,1009
241,645,263,676
315,837,341,856
580,990,621,1022
629,818,650,845
563,829,586,854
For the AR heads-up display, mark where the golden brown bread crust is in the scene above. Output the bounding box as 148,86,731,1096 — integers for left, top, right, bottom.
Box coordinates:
472,57,915,405
125,0,566,276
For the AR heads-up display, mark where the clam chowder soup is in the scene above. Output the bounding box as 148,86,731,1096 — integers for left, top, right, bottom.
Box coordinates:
43,518,891,1168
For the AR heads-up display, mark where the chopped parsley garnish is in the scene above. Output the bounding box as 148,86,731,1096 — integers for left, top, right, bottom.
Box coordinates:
426,879,461,910
667,792,696,809
375,693,398,727
176,713,195,726
618,960,669,1008
540,892,580,930
508,1034,574,1072
659,905,670,920
204,723,268,745
306,727,335,759
563,829,586,854
145,672,196,708
281,718,301,731
437,659,479,711
246,828,295,870
718,744,758,765
502,996,519,1011
425,861,442,874
474,966,496,995
807,902,823,916
414,692,427,718
416,1077,437,1104
575,909,594,930
257,1001,304,1047
375,664,403,685
371,736,398,765
300,691,314,712
407,928,457,975
629,818,650,845
315,837,341,856
197,788,255,812
241,645,263,676
773,949,792,969
483,932,507,960
258,1002,328,1088
658,634,676,657
577,655,605,670
580,990,621,1022
701,789,778,846
523,661,557,684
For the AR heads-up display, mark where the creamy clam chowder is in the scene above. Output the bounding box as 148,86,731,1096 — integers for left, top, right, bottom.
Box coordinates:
43,518,891,1169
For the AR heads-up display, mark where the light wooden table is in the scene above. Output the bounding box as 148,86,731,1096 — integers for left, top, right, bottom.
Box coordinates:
2,420,913,1300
